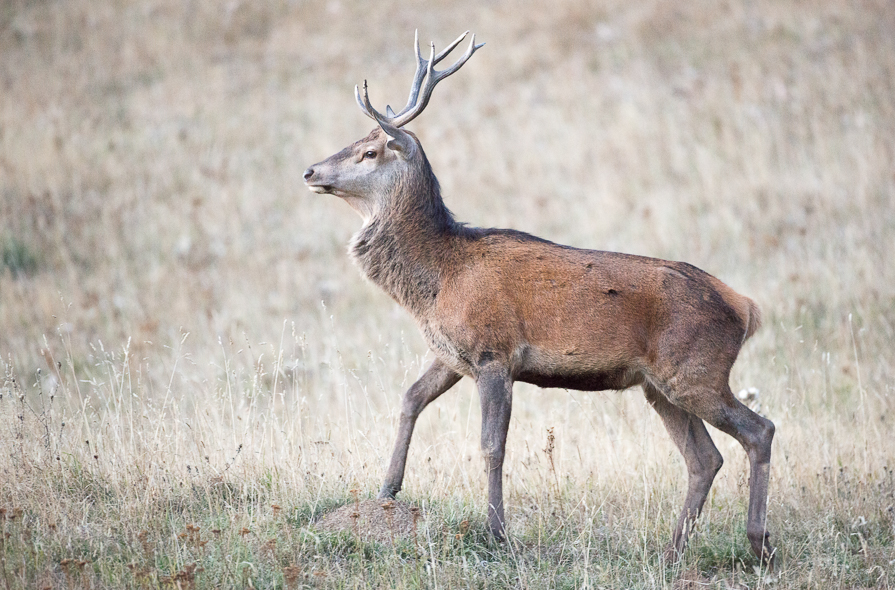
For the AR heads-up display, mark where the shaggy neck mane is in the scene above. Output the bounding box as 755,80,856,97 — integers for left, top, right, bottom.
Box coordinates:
349,147,457,315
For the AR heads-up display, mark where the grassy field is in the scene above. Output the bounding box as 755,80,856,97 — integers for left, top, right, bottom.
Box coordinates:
1,0,894,587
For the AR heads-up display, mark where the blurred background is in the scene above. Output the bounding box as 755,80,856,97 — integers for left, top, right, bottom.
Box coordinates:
2,0,892,370
2,0,893,381
3,0,895,475
0,1,893,583
2,0,894,450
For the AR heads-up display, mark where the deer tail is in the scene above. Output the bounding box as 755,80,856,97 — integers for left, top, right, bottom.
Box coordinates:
742,296,762,343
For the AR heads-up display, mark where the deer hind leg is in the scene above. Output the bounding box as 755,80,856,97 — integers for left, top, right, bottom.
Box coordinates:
660,376,776,566
477,367,513,540
643,381,723,562
378,358,461,499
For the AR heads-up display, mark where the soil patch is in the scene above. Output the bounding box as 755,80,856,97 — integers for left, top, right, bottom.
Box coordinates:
314,499,422,544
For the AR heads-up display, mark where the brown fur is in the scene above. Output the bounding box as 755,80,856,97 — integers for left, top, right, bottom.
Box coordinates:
305,76,775,566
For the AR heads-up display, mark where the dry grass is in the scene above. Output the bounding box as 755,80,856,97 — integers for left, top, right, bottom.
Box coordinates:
1,0,894,587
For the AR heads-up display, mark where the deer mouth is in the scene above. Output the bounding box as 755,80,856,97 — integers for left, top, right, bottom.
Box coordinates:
306,183,333,194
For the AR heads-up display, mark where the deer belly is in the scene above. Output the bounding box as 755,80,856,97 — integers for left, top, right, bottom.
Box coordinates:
512,345,643,391
514,367,642,391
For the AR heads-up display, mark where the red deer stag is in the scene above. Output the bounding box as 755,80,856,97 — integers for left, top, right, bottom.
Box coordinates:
303,31,775,564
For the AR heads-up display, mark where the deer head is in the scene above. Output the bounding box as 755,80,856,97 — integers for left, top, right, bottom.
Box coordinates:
303,31,484,222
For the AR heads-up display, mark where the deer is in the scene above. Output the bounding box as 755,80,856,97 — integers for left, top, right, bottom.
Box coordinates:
303,31,775,565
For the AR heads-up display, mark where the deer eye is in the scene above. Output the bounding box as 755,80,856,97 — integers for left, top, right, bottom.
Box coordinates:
363,150,377,160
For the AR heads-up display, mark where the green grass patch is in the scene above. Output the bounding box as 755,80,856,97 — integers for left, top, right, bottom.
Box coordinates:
1,236,38,277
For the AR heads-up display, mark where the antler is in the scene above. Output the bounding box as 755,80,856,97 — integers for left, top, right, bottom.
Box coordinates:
356,31,484,130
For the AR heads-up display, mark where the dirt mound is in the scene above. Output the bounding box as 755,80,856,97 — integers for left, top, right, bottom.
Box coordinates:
315,499,422,544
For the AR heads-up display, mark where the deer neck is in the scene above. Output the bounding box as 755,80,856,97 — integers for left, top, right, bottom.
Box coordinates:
349,172,455,317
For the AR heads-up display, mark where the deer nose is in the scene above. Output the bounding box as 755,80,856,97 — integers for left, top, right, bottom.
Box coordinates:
303,167,314,182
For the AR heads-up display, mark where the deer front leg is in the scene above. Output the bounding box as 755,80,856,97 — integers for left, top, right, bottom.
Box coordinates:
477,368,513,540
378,358,461,499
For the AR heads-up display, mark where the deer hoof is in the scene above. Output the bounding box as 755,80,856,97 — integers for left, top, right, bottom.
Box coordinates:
488,522,507,542
662,545,684,564
748,531,776,569
377,487,398,500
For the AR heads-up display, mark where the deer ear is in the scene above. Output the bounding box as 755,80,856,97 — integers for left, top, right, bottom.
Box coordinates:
385,133,415,157
375,119,415,158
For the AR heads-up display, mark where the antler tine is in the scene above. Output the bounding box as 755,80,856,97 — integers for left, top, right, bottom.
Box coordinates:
431,33,484,83
355,82,376,121
390,30,427,119
394,30,470,119
434,30,474,64
391,33,484,128
358,80,404,138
